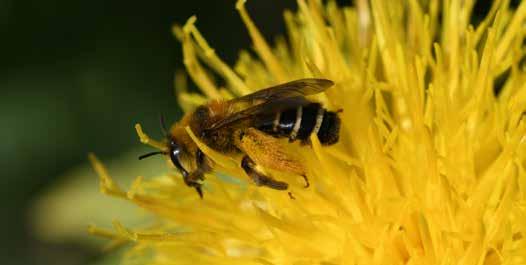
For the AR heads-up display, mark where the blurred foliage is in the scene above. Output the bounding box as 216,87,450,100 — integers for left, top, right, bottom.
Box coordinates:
30,149,162,246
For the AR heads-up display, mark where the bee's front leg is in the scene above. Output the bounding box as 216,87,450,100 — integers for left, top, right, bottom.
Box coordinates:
183,172,204,198
241,155,288,190
183,149,211,199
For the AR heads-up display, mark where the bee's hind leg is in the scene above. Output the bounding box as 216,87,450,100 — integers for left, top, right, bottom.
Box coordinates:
241,155,288,190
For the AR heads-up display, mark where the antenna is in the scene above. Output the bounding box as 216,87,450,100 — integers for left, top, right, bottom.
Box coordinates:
159,113,169,137
138,151,166,160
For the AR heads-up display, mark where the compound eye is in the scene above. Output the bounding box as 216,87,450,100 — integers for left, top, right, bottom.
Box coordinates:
169,142,188,177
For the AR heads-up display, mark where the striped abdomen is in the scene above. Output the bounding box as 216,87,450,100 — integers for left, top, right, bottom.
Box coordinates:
256,103,340,145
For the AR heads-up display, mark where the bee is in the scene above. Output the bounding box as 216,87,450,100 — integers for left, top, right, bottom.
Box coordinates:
139,78,341,198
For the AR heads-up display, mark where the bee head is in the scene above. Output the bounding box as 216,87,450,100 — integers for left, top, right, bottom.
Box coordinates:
138,114,191,178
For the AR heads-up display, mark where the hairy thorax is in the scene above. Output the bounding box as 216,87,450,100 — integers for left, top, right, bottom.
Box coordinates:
188,101,241,154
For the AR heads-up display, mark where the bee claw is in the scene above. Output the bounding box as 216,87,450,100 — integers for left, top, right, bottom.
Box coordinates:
195,185,204,199
302,175,310,188
184,177,204,199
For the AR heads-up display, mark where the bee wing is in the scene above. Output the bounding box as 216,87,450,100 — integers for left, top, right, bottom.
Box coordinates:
229,78,333,105
204,79,333,131
205,96,311,131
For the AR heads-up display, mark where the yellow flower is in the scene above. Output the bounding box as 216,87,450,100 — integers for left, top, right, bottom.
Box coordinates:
89,0,526,264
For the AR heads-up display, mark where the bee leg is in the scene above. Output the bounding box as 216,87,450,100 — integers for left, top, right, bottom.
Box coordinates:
196,149,211,172
179,150,211,199
193,184,204,198
241,155,288,190
302,174,310,188
235,128,306,188
184,173,204,199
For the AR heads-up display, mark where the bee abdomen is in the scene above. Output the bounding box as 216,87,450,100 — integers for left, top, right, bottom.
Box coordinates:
257,103,340,145
316,110,340,145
